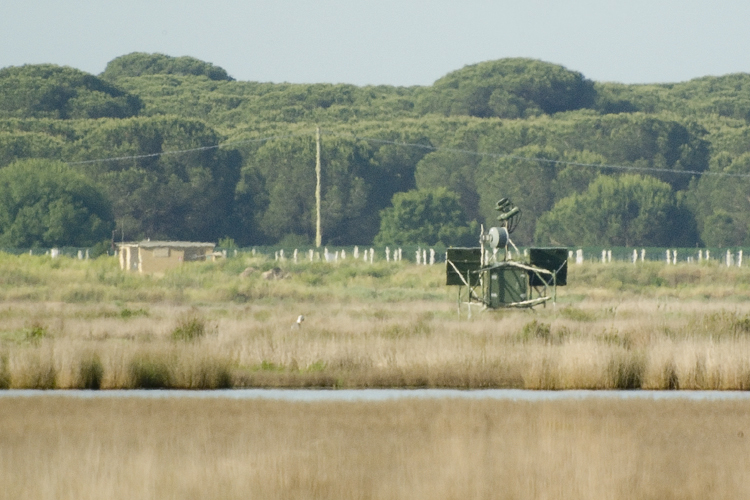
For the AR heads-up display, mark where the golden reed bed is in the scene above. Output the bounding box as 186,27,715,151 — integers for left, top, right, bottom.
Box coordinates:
2,298,750,390
1,397,748,500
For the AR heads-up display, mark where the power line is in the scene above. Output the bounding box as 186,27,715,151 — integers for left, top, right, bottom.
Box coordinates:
63,126,750,180
64,132,312,166
326,131,750,180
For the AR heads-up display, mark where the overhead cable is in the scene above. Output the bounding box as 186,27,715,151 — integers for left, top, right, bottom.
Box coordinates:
328,131,750,180
64,127,750,180
64,132,312,166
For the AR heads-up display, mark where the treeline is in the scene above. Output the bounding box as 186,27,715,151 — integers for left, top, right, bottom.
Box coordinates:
1,52,750,248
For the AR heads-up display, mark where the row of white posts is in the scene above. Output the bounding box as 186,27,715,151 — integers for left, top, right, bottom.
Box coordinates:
45,245,748,268
570,248,745,267
274,246,438,265
47,248,90,259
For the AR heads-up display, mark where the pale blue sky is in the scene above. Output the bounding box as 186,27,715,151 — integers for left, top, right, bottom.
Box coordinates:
2,1,749,86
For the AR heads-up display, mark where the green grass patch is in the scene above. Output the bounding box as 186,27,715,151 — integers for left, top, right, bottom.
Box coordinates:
120,307,149,319
559,306,596,322
25,322,49,344
520,320,552,342
171,311,208,341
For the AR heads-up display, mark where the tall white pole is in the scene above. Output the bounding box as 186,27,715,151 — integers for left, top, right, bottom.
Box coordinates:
315,126,322,248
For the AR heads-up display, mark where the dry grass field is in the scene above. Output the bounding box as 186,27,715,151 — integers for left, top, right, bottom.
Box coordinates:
1,396,749,500
2,252,750,390
2,252,750,498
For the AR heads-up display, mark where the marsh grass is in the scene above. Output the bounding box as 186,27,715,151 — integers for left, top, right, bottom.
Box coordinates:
10,348,57,389
171,310,208,341
607,350,645,389
2,397,749,499
0,354,9,389
520,319,552,342
2,254,750,389
77,354,104,390
128,355,172,389
25,322,48,344
192,359,233,389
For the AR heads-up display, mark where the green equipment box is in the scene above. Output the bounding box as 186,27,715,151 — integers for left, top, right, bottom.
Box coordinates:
483,264,528,308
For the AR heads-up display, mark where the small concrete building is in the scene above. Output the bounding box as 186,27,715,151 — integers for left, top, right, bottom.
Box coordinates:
117,241,216,274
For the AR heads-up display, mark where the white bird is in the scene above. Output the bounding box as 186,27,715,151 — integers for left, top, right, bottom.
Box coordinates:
292,315,305,329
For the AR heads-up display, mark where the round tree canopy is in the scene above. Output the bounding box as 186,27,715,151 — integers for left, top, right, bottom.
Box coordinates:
0,159,114,248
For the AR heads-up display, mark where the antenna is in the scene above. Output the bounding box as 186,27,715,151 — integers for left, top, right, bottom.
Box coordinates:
494,198,520,234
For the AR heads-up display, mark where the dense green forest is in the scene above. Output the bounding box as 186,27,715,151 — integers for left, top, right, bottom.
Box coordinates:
2,52,750,248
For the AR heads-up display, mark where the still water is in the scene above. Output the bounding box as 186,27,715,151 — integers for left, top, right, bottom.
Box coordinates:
2,389,750,401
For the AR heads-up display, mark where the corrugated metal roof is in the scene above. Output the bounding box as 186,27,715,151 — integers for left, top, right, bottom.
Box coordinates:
117,241,215,249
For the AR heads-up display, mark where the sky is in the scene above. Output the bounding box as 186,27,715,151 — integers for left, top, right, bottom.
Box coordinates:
2,1,750,87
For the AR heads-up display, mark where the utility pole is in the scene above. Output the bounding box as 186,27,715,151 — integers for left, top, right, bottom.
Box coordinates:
315,126,322,248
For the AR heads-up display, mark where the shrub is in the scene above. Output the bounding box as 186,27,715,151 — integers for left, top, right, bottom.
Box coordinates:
129,356,171,389
607,351,644,389
78,355,104,390
193,359,233,389
663,361,679,390
0,354,10,389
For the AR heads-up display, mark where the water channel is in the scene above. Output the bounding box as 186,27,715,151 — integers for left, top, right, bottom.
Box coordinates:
2,389,750,401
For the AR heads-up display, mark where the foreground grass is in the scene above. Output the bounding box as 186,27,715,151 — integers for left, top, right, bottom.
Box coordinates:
2,252,750,389
1,397,748,499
